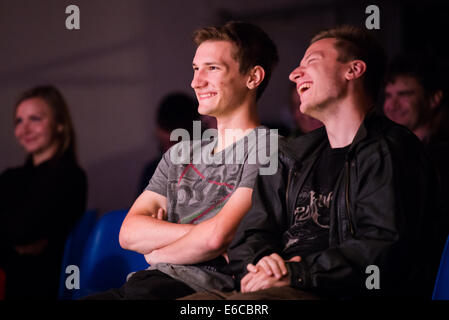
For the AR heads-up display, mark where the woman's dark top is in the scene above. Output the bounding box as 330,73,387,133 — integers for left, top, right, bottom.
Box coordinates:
0,152,87,299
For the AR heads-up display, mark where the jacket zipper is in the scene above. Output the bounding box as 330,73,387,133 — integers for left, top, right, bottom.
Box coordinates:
286,168,293,211
345,161,355,236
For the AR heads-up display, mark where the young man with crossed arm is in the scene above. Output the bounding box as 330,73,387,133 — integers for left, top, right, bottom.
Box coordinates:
84,21,279,300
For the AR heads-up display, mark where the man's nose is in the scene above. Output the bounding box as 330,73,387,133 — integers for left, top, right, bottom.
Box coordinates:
387,95,398,108
191,70,206,89
289,65,304,82
384,95,399,113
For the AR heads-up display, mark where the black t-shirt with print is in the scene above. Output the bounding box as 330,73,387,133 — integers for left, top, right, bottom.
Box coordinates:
282,140,349,259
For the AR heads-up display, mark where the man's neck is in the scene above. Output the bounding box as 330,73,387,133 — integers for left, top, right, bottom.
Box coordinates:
214,102,260,153
321,95,371,149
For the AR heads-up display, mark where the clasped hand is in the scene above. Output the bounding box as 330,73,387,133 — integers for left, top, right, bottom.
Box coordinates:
240,253,301,293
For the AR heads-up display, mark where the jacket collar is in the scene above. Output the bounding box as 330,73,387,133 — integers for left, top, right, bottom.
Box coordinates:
346,107,374,154
287,107,381,163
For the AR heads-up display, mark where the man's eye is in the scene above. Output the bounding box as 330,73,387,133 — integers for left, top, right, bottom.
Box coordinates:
209,66,218,70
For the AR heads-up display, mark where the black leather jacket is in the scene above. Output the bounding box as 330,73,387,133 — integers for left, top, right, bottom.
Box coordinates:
227,112,440,298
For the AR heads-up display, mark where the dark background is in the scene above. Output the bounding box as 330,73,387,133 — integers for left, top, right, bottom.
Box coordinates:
1,0,448,215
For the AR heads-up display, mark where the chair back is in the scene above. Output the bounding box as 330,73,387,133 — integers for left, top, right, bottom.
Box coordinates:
58,209,98,300
74,209,148,299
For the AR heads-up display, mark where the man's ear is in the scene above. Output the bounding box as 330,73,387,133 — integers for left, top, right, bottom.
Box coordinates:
345,60,366,81
246,66,265,90
429,90,443,109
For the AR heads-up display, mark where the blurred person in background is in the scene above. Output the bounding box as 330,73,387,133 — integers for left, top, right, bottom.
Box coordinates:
0,85,87,299
137,92,202,195
383,54,449,283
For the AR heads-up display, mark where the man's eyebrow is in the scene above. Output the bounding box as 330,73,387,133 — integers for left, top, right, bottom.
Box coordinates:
193,61,222,66
300,51,323,66
304,51,323,61
193,61,228,70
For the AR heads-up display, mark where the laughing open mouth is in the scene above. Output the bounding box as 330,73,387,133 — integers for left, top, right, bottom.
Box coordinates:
298,82,312,96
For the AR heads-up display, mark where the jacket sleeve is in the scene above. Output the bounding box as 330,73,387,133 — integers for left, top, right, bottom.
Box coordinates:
227,153,289,284
286,136,436,298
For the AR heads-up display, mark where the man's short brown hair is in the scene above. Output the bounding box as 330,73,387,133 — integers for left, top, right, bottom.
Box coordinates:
311,25,387,102
193,21,279,100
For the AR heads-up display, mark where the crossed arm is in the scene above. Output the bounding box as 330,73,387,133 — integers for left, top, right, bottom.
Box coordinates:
119,187,254,265
119,190,194,255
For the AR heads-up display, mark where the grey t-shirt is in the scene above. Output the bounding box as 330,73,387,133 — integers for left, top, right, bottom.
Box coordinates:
144,126,276,292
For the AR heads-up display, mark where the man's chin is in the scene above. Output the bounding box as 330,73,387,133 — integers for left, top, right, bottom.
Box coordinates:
198,106,217,118
198,105,210,116
300,103,314,117
387,115,409,127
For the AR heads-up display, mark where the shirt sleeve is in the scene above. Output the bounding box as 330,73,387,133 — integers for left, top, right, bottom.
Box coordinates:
145,149,171,197
237,128,279,189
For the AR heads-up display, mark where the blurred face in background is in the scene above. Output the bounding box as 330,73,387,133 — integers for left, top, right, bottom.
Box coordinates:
383,75,429,131
14,97,61,160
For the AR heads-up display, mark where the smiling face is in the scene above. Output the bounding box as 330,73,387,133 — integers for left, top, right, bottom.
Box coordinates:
383,75,429,131
289,38,349,120
14,97,61,158
191,40,250,118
